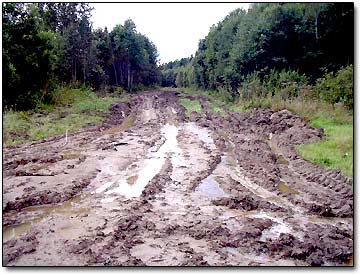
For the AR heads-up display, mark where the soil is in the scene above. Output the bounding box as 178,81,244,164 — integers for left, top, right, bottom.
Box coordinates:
2,90,353,266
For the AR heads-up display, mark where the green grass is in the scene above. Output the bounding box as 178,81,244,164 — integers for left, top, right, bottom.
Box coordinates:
177,87,245,114
3,87,122,146
296,114,353,178
206,101,227,117
179,98,202,115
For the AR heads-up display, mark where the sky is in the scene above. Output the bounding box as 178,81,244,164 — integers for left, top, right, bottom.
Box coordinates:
90,3,250,64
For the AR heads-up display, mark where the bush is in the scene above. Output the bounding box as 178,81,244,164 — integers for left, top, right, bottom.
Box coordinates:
314,65,353,109
237,69,307,101
263,69,308,99
237,72,264,99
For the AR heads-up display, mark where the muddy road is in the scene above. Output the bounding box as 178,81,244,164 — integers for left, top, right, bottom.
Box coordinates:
2,90,353,266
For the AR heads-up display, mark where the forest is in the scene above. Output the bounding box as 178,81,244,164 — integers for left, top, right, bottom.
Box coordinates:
3,2,160,110
161,2,353,109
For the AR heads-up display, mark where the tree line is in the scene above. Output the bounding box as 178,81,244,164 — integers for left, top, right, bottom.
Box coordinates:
3,3,160,110
161,3,353,107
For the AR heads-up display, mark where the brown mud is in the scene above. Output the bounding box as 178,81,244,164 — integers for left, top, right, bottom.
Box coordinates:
2,90,353,266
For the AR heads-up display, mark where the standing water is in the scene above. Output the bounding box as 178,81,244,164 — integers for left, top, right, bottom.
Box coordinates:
105,123,181,199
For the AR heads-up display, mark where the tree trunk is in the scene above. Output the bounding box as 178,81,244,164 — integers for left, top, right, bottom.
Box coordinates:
118,62,122,86
83,55,86,85
127,64,131,91
112,60,118,86
119,63,123,86
315,15,319,40
74,59,77,83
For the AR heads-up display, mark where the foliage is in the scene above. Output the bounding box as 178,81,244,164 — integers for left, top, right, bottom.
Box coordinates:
314,65,353,109
2,3,160,110
162,2,353,103
160,57,194,87
3,3,57,109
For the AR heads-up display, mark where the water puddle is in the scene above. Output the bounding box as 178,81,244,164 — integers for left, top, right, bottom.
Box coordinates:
103,115,136,135
105,123,181,199
96,181,114,193
3,193,89,242
267,140,289,165
3,217,43,243
277,181,299,195
306,215,353,231
195,175,228,199
127,175,138,185
101,197,116,203
249,212,293,241
344,257,353,266
260,222,292,241
277,155,289,165
185,122,216,150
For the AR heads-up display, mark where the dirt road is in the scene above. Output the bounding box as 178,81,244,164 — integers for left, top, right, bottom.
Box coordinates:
2,90,353,266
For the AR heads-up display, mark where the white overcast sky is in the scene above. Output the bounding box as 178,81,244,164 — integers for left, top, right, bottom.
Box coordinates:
90,3,250,64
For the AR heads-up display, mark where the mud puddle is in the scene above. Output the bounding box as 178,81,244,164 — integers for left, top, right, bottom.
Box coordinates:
195,175,228,199
277,181,299,194
249,212,294,241
105,123,181,199
185,122,216,150
3,193,89,242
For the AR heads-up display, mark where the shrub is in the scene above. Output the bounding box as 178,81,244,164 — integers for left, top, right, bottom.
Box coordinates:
314,65,353,109
263,69,308,99
237,69,307,101
237,72,264,99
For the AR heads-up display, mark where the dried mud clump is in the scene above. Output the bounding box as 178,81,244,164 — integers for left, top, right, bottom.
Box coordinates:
213,195,283,212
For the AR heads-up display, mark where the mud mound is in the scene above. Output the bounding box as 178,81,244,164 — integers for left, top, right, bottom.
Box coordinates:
105,102,131,125
4,173,97,220
213,196,283,212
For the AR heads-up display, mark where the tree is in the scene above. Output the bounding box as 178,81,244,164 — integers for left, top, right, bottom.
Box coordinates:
3,3,57,109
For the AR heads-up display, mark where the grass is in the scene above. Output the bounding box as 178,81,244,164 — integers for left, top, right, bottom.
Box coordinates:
179,98,202,115
177,87,245,114
3,87,123,146
206,101,227,117
296,114,353,178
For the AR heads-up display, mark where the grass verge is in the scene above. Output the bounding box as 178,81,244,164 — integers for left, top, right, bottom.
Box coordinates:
179,98,202,115
296,114,353,178
3,87,122,146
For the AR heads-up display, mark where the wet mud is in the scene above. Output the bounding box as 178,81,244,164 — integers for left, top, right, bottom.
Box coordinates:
3,90,353,266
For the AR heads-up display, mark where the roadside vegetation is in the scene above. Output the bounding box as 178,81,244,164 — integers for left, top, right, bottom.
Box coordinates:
3,87,123,146
179,98,202,116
